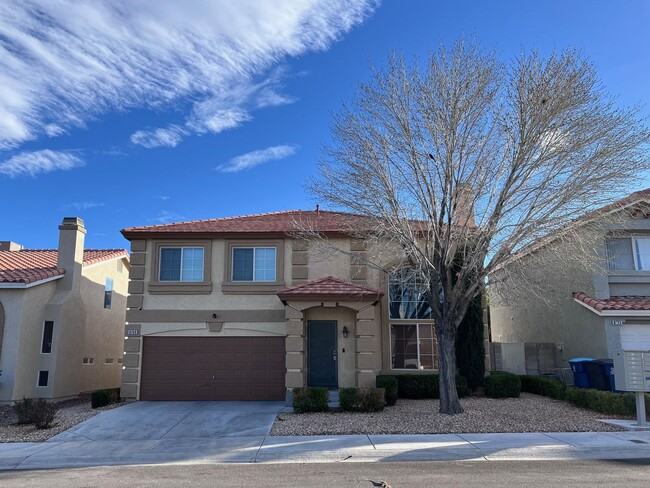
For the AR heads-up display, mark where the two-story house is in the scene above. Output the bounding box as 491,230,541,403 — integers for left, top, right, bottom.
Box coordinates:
119,209,461,402
489,189,650,374
0,217,129,404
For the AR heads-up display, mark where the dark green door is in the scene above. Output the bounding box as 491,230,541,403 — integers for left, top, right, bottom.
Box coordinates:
307,321,338,387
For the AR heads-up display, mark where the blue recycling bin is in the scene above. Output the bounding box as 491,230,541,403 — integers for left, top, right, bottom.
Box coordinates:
593,359,616,391
569,358,592,388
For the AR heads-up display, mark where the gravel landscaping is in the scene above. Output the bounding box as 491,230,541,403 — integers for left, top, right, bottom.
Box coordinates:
0,397,125,443
270,393,630,436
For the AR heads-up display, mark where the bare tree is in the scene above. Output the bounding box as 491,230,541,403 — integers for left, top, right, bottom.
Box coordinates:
308,40,650,414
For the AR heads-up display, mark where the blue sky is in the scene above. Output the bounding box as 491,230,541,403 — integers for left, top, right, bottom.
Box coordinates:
1,0,649,250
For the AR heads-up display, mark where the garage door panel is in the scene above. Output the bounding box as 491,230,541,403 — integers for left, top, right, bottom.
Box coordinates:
141,337,286,401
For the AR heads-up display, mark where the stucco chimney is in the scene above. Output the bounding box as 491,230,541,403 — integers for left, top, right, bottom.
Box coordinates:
0,241,23,251
57,217,86,290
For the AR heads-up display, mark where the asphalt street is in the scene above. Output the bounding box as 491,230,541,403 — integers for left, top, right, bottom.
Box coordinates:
2,459,650,487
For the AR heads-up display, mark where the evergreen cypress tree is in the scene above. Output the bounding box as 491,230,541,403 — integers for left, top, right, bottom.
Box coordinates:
455,293,485,391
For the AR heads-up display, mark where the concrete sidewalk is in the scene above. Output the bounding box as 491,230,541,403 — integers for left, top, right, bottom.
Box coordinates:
2,430,650,470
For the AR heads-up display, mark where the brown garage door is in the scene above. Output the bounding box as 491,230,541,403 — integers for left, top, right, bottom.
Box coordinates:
140,336,286,401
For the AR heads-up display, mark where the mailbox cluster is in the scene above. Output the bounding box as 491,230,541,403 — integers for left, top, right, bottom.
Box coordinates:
613,350,650,392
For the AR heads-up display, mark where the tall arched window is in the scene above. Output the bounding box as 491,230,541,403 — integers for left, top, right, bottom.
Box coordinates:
388,268,437,370
388,268,432,319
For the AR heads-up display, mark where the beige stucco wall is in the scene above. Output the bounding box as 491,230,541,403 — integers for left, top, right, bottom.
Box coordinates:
1,285,53,403
8,282,58,402
0,256,128,404
489,238,608,366
75,258,129,393
489,213,650,366
122,234,390,398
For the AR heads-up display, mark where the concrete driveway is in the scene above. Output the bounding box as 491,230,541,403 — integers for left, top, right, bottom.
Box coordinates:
49,401,285,442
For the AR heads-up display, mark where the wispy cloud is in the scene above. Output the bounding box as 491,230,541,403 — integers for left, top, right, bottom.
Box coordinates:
149,210,186,224
154,195,170,201
0,150,84,177
59,201,105,211
44,124,66,137
0,1,377,151
216,144,299,173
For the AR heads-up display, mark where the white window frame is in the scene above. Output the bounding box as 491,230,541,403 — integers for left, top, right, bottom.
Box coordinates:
40,320,54,355
607,236,650,271
158,246,205,282
231,246,277,282
389,322,437,371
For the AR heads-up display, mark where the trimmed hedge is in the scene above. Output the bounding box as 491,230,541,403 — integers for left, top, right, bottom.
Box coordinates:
520,375,566,400
91,388,121,409
376,375,398,406
292,387,329,413
485,371,521,398
564,387,639,416
520,374,650,416
339,388,386,412
339,388,358,411
394,374,468,399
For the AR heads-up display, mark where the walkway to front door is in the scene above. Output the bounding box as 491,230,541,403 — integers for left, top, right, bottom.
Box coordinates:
307,320,337,388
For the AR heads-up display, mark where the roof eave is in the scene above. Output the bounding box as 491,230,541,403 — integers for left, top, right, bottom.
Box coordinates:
0,274,64,289
276,292,384,302
573,297,650,316
120,230,357,240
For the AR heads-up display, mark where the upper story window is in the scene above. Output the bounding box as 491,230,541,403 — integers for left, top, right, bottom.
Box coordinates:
104,278,113,310
606,237,650,271
159,247,204,282
388,268,432,319
232,247,276,282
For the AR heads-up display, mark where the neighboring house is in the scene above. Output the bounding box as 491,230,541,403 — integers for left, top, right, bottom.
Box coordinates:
489,189,650,374
0,217,129,404
120,209,486,401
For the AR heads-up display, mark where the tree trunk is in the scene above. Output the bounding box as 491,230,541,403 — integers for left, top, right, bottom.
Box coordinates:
437,318,463,414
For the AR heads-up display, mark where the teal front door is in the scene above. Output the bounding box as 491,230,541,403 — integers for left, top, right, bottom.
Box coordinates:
307,321,338,387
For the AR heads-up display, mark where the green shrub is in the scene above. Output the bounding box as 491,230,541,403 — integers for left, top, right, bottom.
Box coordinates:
455,375,469,398
337,388,385,412
395,374,469,400
358,388,385,412
31,398,57,429
485,371,521,398
376,376,398,406
520,375,566,400
91,388,121,409
339,388,358,412
13,397,35,425
292,387,329,413
564,387,639,416
519,376,650,417
396,375,438,399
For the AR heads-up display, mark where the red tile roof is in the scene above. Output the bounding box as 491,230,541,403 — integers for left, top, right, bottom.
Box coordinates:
573,292,650,313
121,210,377,237
579,188,650,222
0,249,128,285
277,276,384,302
